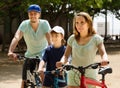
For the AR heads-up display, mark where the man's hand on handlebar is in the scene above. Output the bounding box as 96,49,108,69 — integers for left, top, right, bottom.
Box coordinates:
8,52,17,62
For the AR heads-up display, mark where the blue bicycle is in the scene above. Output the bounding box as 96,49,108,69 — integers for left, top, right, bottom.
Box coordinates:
43,68,67,88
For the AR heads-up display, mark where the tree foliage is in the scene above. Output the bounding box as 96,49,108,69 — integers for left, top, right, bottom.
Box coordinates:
0,0,120,51
0,0,120,23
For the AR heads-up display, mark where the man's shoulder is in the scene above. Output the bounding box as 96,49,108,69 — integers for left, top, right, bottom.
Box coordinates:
21,19,30,25
39,19,49,24
40,19,48,22
22,19,29,22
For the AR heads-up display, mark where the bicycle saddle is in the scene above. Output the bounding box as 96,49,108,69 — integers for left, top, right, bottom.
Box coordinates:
98,67,112,75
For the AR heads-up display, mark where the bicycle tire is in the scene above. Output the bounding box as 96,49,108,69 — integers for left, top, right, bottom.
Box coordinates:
29,82,35,88
35,74,42,87
24,81,35,88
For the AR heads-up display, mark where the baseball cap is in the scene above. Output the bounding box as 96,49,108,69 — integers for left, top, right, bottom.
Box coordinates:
28,4,41,12
51,26,65,36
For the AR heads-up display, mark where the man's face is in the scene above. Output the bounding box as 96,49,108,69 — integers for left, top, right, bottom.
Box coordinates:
28,11,40,23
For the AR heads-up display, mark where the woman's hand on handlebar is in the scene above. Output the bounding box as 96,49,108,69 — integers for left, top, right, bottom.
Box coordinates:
8,52,17,62
101,60,109,66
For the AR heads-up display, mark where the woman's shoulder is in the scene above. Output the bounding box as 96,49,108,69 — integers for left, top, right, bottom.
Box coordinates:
68,34,75,40
92,34,104,45
67,34,76,46
93,34,103,40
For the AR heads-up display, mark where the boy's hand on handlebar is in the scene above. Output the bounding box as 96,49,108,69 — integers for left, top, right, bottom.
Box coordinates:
56,61,63,68
8,52,17,62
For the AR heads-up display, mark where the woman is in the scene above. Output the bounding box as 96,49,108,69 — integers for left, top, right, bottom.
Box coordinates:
56,12,109,88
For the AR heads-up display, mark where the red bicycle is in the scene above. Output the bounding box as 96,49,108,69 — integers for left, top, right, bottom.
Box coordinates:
63,62,112,88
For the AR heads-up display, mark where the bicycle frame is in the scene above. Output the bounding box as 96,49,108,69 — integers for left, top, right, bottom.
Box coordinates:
80,75,107,88
63,62,112,88
54,73,66,88
44,69,67,88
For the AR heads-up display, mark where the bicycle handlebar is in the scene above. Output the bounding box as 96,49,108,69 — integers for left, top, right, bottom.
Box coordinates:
44,69,61,75
17,54,40,60
63,62,109,72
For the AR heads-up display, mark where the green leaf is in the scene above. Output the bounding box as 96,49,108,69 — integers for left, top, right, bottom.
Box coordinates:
95,0,103,8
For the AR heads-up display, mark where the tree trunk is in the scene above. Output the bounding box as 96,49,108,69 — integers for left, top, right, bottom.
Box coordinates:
2,16,12,52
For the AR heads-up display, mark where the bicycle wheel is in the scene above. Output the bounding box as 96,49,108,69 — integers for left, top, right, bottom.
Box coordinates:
29,82,35,88
35,74,42,88
23,80,35,88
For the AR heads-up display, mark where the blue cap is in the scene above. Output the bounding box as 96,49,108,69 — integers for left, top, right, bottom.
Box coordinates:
28,4,41,12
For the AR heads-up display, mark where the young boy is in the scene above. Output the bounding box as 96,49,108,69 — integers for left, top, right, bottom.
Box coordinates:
38,26,67,88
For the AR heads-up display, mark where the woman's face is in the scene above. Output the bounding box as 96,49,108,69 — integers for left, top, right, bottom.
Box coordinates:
28,11,40,23
75,16,89,35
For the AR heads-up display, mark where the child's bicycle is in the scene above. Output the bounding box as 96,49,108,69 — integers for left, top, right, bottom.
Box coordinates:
17,55,42,88
63,62,112,88
42,68,67,88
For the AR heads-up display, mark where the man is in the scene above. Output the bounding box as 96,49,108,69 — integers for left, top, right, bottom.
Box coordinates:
8,4,52,88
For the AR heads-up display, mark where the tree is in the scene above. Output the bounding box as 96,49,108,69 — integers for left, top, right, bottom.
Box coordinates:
0,0,120,51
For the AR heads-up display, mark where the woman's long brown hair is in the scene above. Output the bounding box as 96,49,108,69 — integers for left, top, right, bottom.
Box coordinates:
73,12,96,41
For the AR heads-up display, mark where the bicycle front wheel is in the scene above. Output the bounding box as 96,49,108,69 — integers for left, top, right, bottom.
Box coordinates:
24,81,35,88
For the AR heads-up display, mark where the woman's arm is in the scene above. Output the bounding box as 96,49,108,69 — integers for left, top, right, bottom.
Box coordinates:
98,43,109,65
56,45,72,67
61,45,72,64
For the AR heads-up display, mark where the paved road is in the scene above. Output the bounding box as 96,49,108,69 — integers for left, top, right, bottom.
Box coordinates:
0,50,120,88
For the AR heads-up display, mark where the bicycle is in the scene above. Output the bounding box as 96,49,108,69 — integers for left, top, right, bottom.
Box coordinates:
17,55,42,88
63,62,112,88
42,68,67,88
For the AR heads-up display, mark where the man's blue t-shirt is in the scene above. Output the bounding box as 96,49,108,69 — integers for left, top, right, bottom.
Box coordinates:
18,19,51,58
42,45,66,71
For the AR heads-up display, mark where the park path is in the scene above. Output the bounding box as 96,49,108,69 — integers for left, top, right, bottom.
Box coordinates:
0,50,120,88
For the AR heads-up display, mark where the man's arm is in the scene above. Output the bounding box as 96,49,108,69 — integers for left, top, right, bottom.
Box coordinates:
45,32,52,45
8,30,23,58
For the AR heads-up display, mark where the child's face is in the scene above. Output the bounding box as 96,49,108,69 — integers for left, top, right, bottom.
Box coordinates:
75,16,89,35
51,32,63,46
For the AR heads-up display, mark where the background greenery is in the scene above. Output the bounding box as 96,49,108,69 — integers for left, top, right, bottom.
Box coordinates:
0,0,120,51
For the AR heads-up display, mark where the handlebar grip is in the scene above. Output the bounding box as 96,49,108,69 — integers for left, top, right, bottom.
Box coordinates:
99,61,110,66
107,61,110,64
63,65,75,71
17,54,25,60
